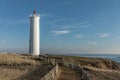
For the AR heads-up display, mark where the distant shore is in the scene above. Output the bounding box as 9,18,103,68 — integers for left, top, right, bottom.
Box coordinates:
52,53,120,63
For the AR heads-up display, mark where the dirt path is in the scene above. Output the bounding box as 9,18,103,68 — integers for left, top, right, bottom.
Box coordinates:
58,66,82,80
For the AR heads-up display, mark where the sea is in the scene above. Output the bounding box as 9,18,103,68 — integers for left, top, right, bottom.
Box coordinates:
64,54,120,63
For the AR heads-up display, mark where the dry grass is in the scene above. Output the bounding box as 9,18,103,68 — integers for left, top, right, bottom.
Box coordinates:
0,69,28,80
86,69,120,80
57,55,120,80
0,53,42,80
0,54,120,80
59,55,120,70
0,53,40,66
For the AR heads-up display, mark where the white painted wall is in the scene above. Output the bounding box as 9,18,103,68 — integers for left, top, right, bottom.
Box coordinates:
29,12,40,55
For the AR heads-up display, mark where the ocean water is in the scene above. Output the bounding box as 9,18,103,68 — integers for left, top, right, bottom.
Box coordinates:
67,54,120,63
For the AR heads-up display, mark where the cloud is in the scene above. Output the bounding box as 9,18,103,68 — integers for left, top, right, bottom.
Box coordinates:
74,34,91,39
59,21,93,29
0,19,28,25
99,33,110,38
88,41,97,45
74,33,110,39
0,40,6,43
45,17,93,30
74,34,83,39
13,19,28,24
40,13,51,17
51,30,71,36
56,2,73,6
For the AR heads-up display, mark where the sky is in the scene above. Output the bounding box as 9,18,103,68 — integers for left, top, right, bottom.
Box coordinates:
0,0,120,54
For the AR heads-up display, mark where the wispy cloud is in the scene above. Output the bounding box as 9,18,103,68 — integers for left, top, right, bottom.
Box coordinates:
51,30,71,36
74,34,91,39
74,34,83,39
59,21,92,29
88,41,97,45
45,17,93,30
40,13,51,17
56,2,73,6
99,33,110,38
0,40,6,43
0,19,28,25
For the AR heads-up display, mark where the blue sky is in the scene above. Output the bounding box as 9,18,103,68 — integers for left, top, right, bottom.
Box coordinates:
0,0,120,54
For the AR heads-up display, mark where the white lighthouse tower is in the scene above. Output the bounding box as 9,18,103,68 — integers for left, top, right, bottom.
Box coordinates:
29,10,40,55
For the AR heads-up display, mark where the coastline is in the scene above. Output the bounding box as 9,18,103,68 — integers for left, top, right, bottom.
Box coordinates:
53,53,120,63
0,53,120,80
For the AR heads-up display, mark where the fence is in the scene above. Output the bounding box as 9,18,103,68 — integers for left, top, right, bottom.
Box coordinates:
63,61,91,80
40,55,92,80
40,64,60,80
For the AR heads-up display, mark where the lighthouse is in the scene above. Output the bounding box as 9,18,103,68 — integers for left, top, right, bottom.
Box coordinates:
29,10,40,55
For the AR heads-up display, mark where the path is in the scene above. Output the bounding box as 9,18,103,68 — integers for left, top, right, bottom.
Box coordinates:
57,66,82,80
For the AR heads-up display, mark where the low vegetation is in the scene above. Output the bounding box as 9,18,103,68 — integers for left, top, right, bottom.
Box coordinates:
59,55,120,70
0,53,42,80
86,69,120,80
0,53,120,80
57,55,120,80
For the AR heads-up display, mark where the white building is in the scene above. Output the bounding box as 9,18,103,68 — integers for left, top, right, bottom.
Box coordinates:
29,10,40,55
